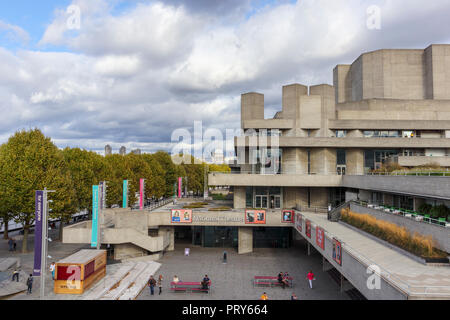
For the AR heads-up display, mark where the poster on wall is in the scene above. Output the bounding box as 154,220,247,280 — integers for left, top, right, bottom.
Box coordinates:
333,238,342,266
171,209,192,223
295,213,303,233
305,219,312,238
245,210,266,224
282,210,294,223
316,227,325,250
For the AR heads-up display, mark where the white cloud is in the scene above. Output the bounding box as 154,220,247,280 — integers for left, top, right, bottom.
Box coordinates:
0,20,30,44
1,0,450,153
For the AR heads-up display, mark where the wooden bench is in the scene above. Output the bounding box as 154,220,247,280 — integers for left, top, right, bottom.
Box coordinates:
253,276,294,288
170,281,211,294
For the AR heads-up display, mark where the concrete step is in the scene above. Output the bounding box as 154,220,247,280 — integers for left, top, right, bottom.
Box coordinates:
0,271,28,298
0,258,20,272
100,262,148,300
118,261,161,300
82,263,135,300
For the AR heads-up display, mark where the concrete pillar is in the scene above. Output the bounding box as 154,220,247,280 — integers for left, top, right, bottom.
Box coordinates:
310,187,329,208
347,149,365,175
282,84,308,125
283,187,308,209
323,257,333,272
310,148,337,174
383,194,394,206
241,93,264,128
233,186,246,209
158,227,175,251
282,148,308,174
333,65,351,104
307,242,311,256
238,227,253,254
413,197,425,211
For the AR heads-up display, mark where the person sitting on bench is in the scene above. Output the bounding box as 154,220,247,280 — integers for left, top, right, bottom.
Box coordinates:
201,275,210,291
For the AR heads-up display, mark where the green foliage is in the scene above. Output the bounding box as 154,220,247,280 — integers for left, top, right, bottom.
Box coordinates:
0,129,77,252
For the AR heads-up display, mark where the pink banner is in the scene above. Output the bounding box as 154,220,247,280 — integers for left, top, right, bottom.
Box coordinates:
178,177,182,198
139,179,144,210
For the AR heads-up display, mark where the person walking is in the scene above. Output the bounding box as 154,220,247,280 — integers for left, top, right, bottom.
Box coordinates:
148,276,156,295
49,262,56,280
157,275,163,295
12,269,20,282
173,275,180,284
306,270,315,289
8,238,13,252
13,239,17,251
26,274,33,294
291,293,298,300
260,292,268,300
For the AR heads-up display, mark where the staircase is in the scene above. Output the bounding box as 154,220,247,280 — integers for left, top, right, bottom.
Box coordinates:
82,260,161,300
328,201,351,222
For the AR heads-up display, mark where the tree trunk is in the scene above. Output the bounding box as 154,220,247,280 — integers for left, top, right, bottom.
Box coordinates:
2,220,8,239
22,226,29,253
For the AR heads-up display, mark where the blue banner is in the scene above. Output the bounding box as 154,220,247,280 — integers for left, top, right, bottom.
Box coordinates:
33,190,44,276
91,185,99,248
123,180,128,208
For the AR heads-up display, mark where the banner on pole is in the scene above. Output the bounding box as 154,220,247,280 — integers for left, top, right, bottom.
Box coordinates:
123,180,128,208
139,179,144,210
91,185,99,247
33,190,44,276
178,177,182,198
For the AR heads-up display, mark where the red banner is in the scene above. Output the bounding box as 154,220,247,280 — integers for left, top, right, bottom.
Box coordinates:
282,210,294,223
305,219,311,238
316,227,325,250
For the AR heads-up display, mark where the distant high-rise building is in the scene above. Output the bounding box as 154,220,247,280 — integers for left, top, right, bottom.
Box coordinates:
119,146,126,155
132,149,141,155
105,145,112,156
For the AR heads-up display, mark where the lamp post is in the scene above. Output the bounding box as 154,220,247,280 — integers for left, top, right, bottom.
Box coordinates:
40,187,55,300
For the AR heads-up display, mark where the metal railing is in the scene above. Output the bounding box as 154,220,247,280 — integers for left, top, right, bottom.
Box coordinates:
144,198,173,211
367,171,450,176
354,201,449,228
210,171,342,175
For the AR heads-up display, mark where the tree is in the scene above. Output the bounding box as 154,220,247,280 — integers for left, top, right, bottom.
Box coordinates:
141,154,165,199
104,154,132,207
0,129,76,252
152,151,177,197
0,143,14,239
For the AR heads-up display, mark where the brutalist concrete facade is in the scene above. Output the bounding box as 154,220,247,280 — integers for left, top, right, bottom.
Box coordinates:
209,44,450,211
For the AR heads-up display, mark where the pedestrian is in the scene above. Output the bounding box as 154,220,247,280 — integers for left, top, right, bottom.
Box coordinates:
158,274,163,295
8,238,13,251
223,251,227,263
201,274,210,291
49,262,56,280
291,293,298,300
306,270,315,289
148,275,156,295
13,239,17,251
260,292,268,300
12,269,20,282
173,275,180,284
26,274,33,294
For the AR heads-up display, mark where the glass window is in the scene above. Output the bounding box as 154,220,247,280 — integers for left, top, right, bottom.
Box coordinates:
337,149,346,165
336,130,347,138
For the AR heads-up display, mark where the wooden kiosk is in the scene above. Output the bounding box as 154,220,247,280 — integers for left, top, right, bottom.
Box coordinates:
54,249,107,294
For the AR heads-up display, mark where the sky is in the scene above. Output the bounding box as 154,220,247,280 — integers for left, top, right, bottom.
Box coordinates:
1,0,450,156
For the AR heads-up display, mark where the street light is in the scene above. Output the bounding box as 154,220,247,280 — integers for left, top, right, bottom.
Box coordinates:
40,187,55,301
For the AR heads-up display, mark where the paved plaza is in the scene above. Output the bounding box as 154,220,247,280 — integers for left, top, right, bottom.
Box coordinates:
137,242,350,300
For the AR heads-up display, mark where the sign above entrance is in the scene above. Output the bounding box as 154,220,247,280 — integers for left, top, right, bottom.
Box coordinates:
282,210,294,223
245,210,266,224
171,209,193,223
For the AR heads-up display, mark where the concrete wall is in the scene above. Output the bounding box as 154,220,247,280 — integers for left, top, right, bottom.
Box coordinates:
233,186,246,209
283,187,308,209
342,175,450,200
241,93,264,128
346,149,364,175
281,148,308,174
336,46,450,102
349,203,450,253
238,227,253,254
209,172,343,187
310,148,336,174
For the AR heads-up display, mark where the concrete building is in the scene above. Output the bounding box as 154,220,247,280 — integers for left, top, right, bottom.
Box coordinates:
105,145,112,156
210,44,450,212
131,149,141,155
119,146,126,155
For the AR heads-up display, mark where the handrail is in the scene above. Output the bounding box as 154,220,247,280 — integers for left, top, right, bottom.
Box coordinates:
367,171,450,176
